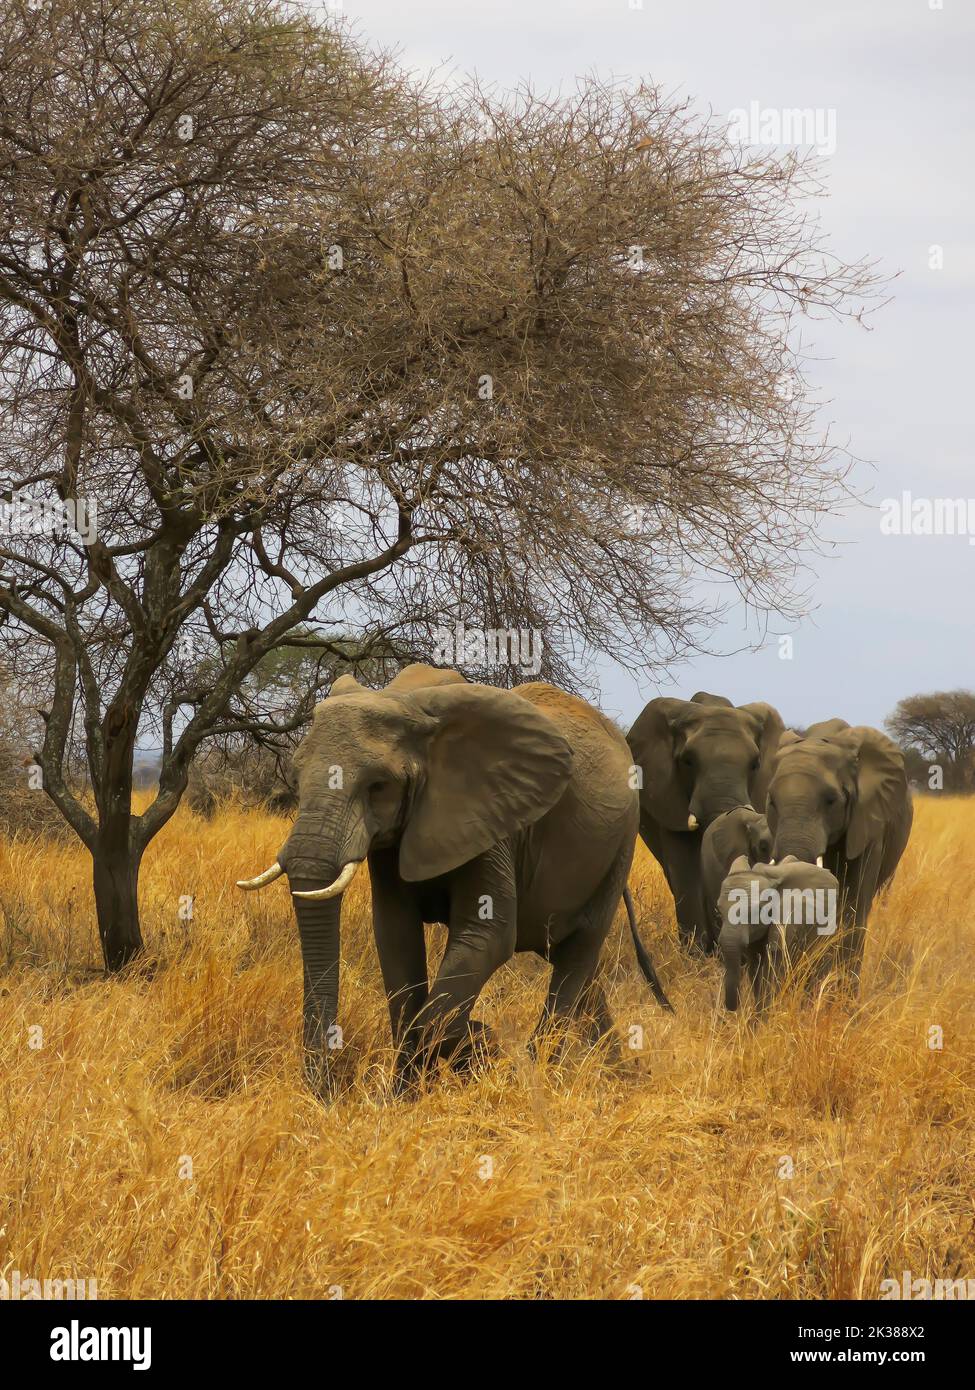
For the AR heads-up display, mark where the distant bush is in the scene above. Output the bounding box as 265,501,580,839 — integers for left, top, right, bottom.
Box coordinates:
0,738,75,842
186,744,297,820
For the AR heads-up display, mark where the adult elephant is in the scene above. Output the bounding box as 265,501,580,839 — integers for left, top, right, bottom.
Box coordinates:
765,721,913,986
237,664,670,1097
627,693,784,952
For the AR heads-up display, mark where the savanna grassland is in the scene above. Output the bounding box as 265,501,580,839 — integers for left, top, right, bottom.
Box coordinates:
1,796,973,1300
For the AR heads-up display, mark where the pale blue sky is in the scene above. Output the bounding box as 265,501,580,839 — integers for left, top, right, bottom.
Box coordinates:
348,0,974,729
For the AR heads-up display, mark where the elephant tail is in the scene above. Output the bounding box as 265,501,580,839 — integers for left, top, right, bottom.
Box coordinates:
624,886,674,1013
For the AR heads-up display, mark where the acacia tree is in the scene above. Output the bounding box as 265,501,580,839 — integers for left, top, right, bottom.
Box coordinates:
0,0,878,970
180,629,405,814
886,690,975,790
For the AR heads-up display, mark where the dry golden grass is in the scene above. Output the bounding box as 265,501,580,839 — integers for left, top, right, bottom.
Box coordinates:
1,796,973,1299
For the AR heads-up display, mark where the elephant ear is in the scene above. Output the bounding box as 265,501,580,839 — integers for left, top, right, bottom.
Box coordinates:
844,727,907,862
718,853,752,901
386,662,467,693
627,697,695,832
329,673,366,698
738,701,785,808
296,674,364,764
747,814,772,863
398,684,572,882
806,717,850,739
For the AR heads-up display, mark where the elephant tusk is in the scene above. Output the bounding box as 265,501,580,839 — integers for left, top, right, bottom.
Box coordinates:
236,862,283,891
687,814,699,831
769,858,776,866
816,855,824,868
292,861,361,900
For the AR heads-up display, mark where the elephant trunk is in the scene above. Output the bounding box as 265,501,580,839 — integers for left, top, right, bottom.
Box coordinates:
291,886,343,1099
772,818,826,867
720,928,742,1011
690,778,752,830
281,795,368,1099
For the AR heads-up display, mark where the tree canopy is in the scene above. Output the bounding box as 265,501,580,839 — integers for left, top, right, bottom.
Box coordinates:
0,0,878,966
886,690,975,790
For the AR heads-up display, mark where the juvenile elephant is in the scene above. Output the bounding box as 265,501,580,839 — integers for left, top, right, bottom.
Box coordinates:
717,855,842,1011
627,692,784,951
237,664,670,1096
765,721,913,986
700,807,773,945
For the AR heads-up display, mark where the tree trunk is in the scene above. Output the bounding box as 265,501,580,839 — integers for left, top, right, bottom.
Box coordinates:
92,826,144,972
92,696,145,972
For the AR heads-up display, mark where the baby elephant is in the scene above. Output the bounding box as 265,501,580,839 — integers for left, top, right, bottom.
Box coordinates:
717,855,841,1012
700,807,773,947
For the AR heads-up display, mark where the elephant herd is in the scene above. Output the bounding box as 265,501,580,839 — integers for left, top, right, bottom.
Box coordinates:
236,668,913,1098
629,694,912,1011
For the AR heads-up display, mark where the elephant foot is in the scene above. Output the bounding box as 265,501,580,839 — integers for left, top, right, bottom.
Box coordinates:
392,1019,498,1095
446,1019,498,1074
678,929,716,959
390,1065,420,1101
528,1015,613,1069
591,1035,626,1074
526,1015,568,1065
302,1049,337,1104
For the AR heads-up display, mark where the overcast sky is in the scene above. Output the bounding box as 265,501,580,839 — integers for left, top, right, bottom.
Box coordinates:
348,0,974,729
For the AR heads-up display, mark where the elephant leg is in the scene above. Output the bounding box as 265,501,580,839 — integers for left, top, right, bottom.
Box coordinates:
805,875,849,993
536,922,611,1034
648,823,712,953
837,860,879,992
407,842,517,1077
532,925,613,1051
578,980,616,1042
531,846,628,1051
837,914,869,991
368,851,429,1079
751,941,775,1015
806,921,839,994
413,917,515,1073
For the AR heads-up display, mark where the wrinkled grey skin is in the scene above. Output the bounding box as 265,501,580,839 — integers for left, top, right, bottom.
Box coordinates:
766,720,913,987
717,856,842,1012
627,692,784,952
700,807,772,945
269,664,664,1098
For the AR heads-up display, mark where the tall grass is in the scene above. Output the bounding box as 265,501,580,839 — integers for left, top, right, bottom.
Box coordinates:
1,797,972,1299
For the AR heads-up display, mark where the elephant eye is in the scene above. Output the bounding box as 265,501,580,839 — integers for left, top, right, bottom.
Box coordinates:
749,756,760,772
